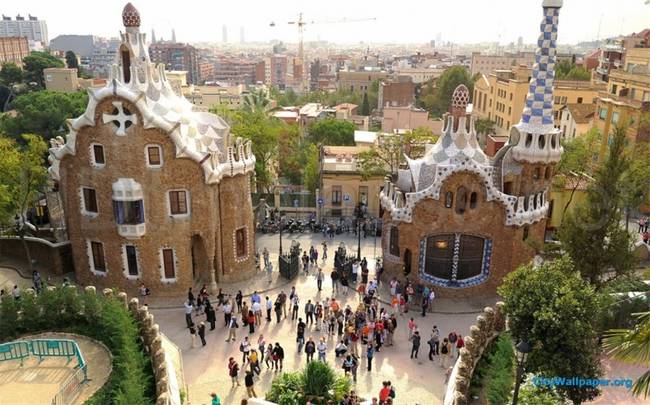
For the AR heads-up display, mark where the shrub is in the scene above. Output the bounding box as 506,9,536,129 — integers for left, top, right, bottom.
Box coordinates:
468,333,515,405
0,287,155,404
266,361,352,404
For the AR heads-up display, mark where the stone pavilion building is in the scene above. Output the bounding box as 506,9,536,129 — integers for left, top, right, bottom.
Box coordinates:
48,3,256,295
380,0,565,297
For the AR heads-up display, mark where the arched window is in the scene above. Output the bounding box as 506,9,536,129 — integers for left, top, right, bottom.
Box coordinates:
445,192,453,208
533,167,541,180
389,226,399,256
455,187,468,214
523,226,529,241
545,166,552,179
469,192,478,209
120,45,131,83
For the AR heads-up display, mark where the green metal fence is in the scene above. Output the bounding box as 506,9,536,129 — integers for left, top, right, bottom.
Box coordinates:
0,339,88,404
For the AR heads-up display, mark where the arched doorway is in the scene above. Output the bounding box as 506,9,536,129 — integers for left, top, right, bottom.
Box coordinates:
191,234,210,283
403,249,412,276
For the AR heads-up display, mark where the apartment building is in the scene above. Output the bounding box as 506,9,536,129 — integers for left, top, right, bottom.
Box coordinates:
0,36,29,66
0,14,48,45
149,42,199,84
470,51,534,76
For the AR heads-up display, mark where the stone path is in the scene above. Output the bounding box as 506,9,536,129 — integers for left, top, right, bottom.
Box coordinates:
0,332,112,405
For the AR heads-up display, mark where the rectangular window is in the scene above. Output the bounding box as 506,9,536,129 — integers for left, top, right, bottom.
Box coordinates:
91,241,105,272
599,108,607,120
147,146,162,166
93,145,105,165
125,245,138,276
162,248,175,279
612,111,620,124
358,186,368,205
113,200,144,224
83,188,98,213
389,226,399,257
331,186,342,206
577,97,583,104
236,227,247,257
169,190,188,215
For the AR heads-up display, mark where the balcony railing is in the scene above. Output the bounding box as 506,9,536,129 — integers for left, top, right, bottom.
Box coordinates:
598,91,645,109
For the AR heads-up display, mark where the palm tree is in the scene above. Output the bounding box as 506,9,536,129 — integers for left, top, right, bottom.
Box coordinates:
243,89,270,113
603,311,650,398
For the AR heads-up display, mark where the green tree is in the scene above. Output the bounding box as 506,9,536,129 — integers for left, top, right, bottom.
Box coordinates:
0,134,48,270
475,118,496,136
357,128,438,179
603,311,650,399
0,62,23,86
360,91,370,116
242,88,270,113
559,125,637,289
65,50,79,70
553,128,601,222
555,59,591,81
0,90,88,141
302,144,320,193
621,142,650,230
22,51,65,88
498,257,604,404
427,66,474,117
307,118,355,146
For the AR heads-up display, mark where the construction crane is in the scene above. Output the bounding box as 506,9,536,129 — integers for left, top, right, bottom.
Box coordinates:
270,13,377,92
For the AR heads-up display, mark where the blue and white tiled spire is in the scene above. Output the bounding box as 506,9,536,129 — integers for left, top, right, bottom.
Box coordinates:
511,0,563,164
518,0,561,133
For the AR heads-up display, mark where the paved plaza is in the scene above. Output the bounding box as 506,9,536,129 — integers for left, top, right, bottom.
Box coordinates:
151,232,494,405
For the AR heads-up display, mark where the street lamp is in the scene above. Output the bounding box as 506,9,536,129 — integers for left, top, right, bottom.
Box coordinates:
354,202,367,260
278,214,285,256
512,340,532,405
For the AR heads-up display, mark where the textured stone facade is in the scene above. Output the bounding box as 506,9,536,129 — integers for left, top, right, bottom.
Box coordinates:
49,4,256,296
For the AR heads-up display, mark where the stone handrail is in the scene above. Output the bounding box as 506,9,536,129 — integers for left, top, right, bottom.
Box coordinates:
443,302,506,405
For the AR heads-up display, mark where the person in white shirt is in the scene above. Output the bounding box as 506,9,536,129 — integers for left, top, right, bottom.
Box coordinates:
428,290,436,312
184,300,193,328
240,337,251,364
252,301,262,326
291,294,300,320
317,338,328,362
223,301,233,327
265,296,273,322
335,340,348,357
351,262,359,283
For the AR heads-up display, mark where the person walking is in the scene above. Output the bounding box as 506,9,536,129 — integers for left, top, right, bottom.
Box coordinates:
272,343,284,371
331,268,339,294
322,241,328,260
240,337,251,364
266,261,273,283
297,318,306,353
188,287,195,307
228,357,240,387
198,322,207,346
252,300,262,326
448,331,458,358
184,300,194,328
206,303,216,330
265,296,273,322
305,300,315,325
265,344,274,369
235,290,243,313
456,334,465,358
226,316,238,342
316,268,324,291
279,290,288,319
258,335,266,364
410,331,421,359
248,350,261,375
223,300,233,327
431,326,440,355
407,318,416,340
366,343,374,372
189,324,197,348
428,334,437,361
317,337,328,362
305,337,316,363
274,296,283,323
210,393,221,405
263,247,270,268
291,293,300,320
439,338,450,368
350,354,359,383
247,310,256,334
244,370,257,398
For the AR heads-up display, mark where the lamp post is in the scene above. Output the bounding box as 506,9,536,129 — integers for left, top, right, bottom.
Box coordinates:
512,340,532,405
354,202,366,260
278,214,284,256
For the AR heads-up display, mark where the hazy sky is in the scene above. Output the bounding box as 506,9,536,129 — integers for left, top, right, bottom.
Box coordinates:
6,0,649,45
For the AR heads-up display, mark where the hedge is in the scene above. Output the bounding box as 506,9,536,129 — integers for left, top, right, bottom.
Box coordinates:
469,333,515,405
0,287,155,405
266,360,352,405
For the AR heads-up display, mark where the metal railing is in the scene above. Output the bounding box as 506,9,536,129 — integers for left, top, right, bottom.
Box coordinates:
0,339,88,405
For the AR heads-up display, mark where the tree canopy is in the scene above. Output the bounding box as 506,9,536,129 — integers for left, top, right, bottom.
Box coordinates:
65,50,79,70
419,66,474,118
0,63,23,87
555,59,591,81
307,118,356,146
498,257,604,404
0,90,88,141
0,134,48,228
22,52,65,88
357,127,438,179
559,125,636,290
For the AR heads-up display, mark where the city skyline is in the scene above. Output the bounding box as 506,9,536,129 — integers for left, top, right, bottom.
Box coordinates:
3,0,649,46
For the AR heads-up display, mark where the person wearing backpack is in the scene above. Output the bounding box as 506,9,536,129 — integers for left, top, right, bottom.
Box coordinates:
440,337,450,368
228,357,240,387
226,316,239,342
